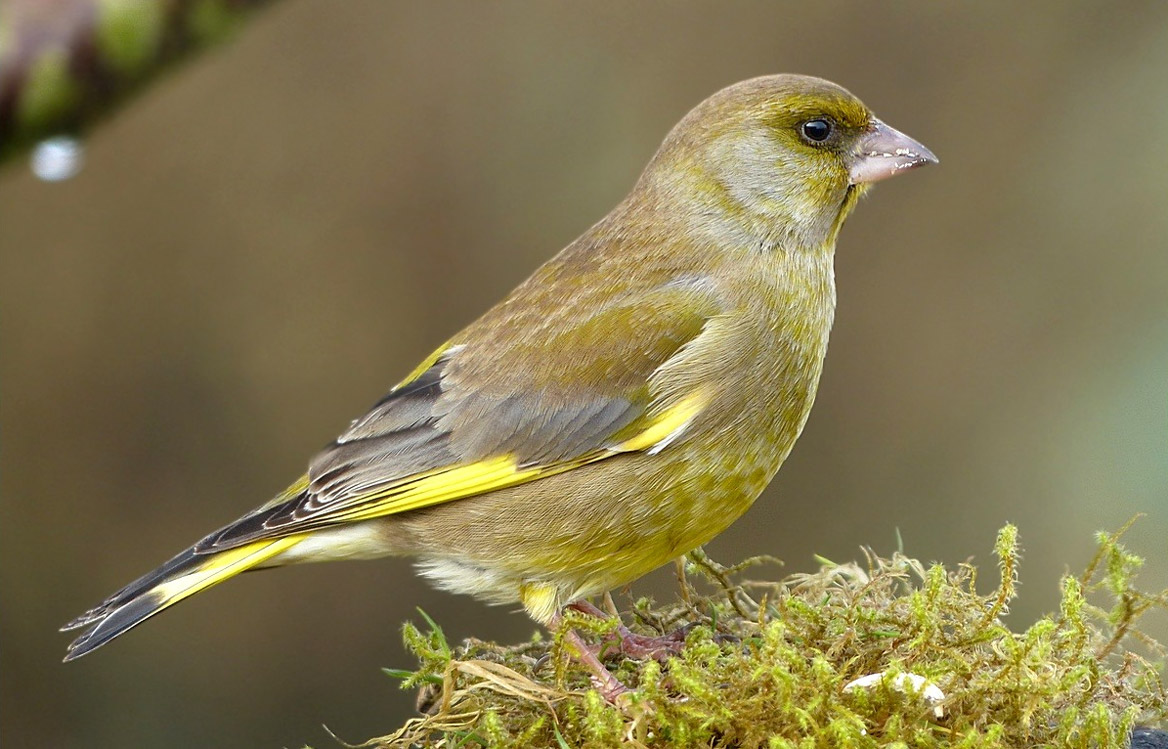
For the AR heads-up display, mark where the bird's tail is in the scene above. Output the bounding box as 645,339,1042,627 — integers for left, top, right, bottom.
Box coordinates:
61,535,304,661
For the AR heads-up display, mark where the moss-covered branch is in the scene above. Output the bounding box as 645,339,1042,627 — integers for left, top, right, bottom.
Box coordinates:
366,525,1166,748
0,0,277,164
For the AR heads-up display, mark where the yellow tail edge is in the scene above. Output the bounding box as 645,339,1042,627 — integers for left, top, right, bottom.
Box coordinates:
63,535,305,661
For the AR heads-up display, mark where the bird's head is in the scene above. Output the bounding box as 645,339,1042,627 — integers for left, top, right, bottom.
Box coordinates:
644,74,937,250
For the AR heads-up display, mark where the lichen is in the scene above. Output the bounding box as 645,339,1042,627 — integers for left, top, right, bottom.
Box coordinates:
363,522,1166,748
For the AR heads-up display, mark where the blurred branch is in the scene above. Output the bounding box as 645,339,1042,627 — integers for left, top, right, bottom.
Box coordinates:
0,0,276,165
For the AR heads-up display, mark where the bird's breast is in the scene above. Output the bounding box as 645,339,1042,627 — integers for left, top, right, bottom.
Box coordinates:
680,250,837,488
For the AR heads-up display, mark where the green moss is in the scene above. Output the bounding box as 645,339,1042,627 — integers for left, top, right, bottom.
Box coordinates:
366,524,1166,748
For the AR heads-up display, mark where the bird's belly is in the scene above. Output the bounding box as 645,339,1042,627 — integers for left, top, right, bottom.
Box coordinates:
400,444,777,610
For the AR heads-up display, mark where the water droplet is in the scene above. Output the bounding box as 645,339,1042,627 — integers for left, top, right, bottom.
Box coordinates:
31,137,85,181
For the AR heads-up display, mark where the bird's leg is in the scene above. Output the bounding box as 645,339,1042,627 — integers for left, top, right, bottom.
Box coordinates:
567,600,687,661
565,629,631,702
550,613,630,702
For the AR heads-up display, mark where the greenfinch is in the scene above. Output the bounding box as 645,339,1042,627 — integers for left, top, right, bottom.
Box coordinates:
62,74,936,664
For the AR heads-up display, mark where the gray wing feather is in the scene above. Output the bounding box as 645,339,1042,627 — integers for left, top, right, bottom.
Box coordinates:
199,346,644,549
436,392,640,466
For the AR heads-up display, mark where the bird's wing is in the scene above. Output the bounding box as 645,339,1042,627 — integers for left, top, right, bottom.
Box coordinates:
195,281,723,551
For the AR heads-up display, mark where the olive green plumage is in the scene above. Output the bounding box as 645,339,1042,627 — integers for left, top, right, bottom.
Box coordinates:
62,74,936,660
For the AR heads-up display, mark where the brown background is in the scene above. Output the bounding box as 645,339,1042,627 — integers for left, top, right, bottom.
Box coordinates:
2,3,1166,747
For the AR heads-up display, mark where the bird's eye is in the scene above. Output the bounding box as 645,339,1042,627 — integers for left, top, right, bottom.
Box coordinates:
800,119,833,143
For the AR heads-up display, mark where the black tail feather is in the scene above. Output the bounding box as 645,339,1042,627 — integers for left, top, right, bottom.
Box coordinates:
61,546,199,632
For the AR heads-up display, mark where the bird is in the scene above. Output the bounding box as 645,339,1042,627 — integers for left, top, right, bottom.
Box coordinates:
62,75,936,680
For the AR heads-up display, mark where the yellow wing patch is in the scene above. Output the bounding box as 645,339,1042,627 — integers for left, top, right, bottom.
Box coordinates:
297,390,710,528
328,456,547,523
614,390,709,453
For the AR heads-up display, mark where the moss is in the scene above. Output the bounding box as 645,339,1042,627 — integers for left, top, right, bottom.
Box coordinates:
365,523,1166,748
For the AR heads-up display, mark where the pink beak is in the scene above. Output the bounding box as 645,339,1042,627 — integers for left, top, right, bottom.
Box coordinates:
848,119,938,185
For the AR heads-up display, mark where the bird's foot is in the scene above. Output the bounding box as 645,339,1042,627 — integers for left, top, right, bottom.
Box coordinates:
554,599,700,704
567,599,690,663
605,625,689,661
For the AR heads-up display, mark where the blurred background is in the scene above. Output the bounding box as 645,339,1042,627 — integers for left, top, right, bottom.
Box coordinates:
2,2,1166,746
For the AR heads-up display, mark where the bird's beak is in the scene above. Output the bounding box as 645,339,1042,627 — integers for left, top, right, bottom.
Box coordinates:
848,119,938,185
